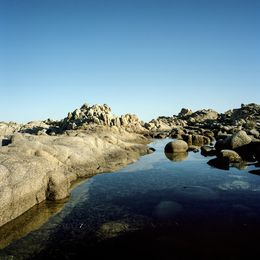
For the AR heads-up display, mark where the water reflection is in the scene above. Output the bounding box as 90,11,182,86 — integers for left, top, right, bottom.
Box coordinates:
164,152,188,162
1,138,260,259
208,158,248,171
0,200,66,249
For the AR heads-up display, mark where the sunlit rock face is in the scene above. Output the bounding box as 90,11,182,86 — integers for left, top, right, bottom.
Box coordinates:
164,140,188,153
61,103,147,133
0,128,150,228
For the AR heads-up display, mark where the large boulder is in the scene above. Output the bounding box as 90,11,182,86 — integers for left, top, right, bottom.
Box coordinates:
230,130,252,149
164,140,188,153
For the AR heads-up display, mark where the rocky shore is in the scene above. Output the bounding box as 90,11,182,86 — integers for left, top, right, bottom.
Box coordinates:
149,103,260,172
0,104,152,228
0,102,260,228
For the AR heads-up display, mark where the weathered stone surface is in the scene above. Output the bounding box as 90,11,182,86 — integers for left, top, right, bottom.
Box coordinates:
0,128,149,228
201,146,217,157
218,150,241,163
230,130,252,149
164,140,188,153
249,129,259,138
178,108,193,119
60,103,148,134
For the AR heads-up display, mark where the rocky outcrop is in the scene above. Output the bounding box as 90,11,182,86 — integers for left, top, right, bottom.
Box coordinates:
221,103,260,126
0,128,150,228
180,109,219,125
145,117,186,132
177,108,193,119
61,103,147,134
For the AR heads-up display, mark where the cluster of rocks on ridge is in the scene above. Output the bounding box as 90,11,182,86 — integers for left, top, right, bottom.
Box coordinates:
0,103,148,143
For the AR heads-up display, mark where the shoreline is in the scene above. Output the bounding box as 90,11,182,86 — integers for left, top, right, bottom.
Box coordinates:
0,126,151,228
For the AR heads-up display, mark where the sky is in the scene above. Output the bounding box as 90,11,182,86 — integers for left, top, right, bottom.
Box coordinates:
0,0,259,123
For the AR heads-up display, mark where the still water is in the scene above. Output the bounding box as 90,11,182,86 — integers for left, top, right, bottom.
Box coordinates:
1,139,260,259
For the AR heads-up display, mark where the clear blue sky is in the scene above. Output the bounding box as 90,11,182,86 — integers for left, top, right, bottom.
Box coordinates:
0,0,259,123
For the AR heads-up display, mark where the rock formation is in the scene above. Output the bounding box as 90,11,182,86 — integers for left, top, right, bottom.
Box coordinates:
1,101,260,228
61,103,147,134
0,127,150,228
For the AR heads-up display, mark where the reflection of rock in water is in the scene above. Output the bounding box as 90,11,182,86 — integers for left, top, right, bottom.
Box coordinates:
0,200,66,249
165,152,188,162
208,158,248,171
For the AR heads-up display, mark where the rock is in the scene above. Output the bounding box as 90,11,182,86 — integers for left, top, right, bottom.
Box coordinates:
154,132,168,139
184,109,219,124
218,150,241,163
181,134,193,146
164,140,188,153
0,128,150,228
251,142,260,162
215,138,229,151
192,134,210,146
46,171,70,201
207,158,230,170
178,108,193,119
165,152,188,161
230,130,252,149
148,147,156,154
188,145,200,152
201,146,217,157
249,129,259,138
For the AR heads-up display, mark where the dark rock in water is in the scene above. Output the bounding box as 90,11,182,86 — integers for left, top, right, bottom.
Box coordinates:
234,142,257,162
165,152,188,162
248,169,260,175
164,140,188,153
207,158,230,170
252,142,260,162
215,138,231,151
201,146,217,157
